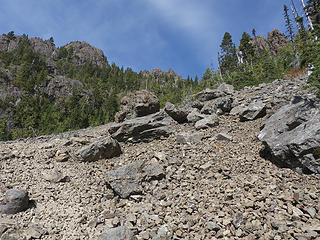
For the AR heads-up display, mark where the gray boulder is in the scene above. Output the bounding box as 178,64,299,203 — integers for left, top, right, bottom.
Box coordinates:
200,102,215,115
75,137,121,162
239,100,266,121
193,88,225,102
187,108,205,125
217,83,234,95
258,96,320,174
164,102,190,123
106,159,164,198
195,115,219,130
115,90,160,123
100,226,135,240
109,110,175,143
0,189,30,214
176,132,204,144
215,97,233,115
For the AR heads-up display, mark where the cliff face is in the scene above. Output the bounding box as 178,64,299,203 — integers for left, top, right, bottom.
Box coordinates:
251,29,289,56
0,33,190,141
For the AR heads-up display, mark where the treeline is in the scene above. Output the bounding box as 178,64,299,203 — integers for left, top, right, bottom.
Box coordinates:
199,0,320,93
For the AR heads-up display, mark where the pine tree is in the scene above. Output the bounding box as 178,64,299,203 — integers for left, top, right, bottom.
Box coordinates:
239,32,255,65
304,0,320,37
219,32,238,78
284,4,300,66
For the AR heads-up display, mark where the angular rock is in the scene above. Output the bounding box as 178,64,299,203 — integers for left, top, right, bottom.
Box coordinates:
187,108,205,125
193,88,225,102
100,226,135,240
42,169,67,183
215,97,233,115
259,96,320,174
195,115,219,130
164,102,189,123
176,132,204,144
200,102,215,115
0,189,29,214
109,110,175,143
239,100,266,121
106,159,165,198
216,132,233,141
75,137,121,162
217,83,234,95
115,90,160,122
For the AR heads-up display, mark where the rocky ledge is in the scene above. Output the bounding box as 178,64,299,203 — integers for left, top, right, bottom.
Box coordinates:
0,75,319,240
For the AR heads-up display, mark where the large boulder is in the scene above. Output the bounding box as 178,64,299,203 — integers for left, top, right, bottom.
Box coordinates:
164,102,190,123
258,95,320,174
217,83,234,95
215,97,233,115
193,88,225,102
195,115,219,130
239,100,266,121
187,108,205,125
74,137,122,162
100,226,135,240
115,90,160,123
109,110,175,143
106,159,164,198
0,189,30,214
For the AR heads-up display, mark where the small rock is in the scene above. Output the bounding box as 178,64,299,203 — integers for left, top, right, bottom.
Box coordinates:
42,169,67,183
216,132,233,141
176,132,204,144
205,221,221,231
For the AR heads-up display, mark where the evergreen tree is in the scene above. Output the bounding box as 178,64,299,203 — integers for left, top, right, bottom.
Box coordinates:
239,32,255,65
219,32,238,78
202,67,213,89
284,4,300,66
304,0,320,37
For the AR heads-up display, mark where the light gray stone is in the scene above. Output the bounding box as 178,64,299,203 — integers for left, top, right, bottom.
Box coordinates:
195,115,219,130
100,226,135,240
75,137,121,162
109,110,175,143
259,96,320,174
239,100,266,121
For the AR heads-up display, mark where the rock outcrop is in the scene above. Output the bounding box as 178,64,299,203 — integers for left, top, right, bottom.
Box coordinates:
251,29,288,56
64,41,107,67
44,75,85,101
115,90,160,123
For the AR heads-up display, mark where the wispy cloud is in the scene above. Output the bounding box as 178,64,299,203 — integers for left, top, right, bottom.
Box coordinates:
0,0,291,78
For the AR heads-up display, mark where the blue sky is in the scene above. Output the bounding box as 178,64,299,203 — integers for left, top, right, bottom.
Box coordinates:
0,0,306,79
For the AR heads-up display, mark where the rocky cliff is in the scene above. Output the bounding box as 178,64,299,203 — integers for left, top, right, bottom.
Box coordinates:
0,33,190,141
1,75,319,239
251,29,289,56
